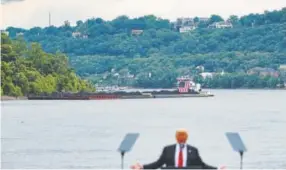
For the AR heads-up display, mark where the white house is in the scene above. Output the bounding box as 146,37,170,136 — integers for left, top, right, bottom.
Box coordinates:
131,29,143,35
200,72,214,79
16,32,24,37
179,26,197,33
198,17,209,22
72,32,81,38
209,21,233,29
176,17,194,26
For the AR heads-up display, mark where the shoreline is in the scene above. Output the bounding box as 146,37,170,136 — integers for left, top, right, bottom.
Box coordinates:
131,87,286,90
1,96,28,101
1,88,285,101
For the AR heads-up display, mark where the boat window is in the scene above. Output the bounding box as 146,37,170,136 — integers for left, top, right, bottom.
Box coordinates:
178,82,185,87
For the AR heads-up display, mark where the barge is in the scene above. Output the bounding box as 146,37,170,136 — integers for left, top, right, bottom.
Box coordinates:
27,77,214,100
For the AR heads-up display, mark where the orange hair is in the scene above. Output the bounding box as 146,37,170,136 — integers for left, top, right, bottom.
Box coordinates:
175,128,188,144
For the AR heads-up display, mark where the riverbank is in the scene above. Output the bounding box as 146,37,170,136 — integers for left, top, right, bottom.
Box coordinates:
1,96,28,101
1,88,285,101
122,87,286,91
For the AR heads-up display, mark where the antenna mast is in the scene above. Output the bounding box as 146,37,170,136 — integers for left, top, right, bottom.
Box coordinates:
49,12,51,26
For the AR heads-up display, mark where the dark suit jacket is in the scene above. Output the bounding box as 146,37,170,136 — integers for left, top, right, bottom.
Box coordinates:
143,144,217,169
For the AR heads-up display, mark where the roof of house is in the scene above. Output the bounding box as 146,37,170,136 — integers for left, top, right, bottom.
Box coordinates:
212,21,232,25
249,67,277,73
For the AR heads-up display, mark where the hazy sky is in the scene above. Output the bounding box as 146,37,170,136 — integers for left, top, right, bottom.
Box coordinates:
1,0,286,29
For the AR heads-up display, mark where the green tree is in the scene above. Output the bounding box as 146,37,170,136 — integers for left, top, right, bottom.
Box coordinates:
209,15,224,24
228,15,239,26
1,33,95,96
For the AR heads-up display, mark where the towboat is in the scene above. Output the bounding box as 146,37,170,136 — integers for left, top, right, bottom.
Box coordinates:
27,77,214,100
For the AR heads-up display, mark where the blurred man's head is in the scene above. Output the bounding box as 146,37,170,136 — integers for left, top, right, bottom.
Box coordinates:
175,128,188,144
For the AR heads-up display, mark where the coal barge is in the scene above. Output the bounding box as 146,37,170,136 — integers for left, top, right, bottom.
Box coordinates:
27,78,214,100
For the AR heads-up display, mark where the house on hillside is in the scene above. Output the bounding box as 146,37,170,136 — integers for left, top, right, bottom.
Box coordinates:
131,29,143,35
72,32,81,38
64,20,71,27
82,35,88,39
176,17,194,26
174,17,209,27
197,17,209,22
16,32,24,36
247,67,279,77
72,31,88,39
200,72,214,79
208,21,233,29
179,25,197,33
174,17,198,32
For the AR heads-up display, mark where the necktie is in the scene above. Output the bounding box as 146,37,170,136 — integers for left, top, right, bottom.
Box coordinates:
178,147,183,167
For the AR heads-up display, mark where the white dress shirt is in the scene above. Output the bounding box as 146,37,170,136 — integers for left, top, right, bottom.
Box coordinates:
174,143,187,167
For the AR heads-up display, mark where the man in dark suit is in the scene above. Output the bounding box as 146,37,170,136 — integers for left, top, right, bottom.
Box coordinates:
131,129,224,169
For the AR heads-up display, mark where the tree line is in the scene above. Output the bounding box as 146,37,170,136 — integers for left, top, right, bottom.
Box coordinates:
1,33,95,97
5,8,286,57
3,8,286,89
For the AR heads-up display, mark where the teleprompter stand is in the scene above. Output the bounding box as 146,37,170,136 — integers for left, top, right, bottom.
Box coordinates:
117,133,139,169
226,132,247,169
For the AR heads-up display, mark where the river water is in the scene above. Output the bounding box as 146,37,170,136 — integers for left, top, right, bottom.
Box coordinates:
1,90,286,169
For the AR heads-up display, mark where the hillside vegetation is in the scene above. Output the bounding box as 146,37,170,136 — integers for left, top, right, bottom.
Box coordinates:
4,8,286,88
1,33,94,97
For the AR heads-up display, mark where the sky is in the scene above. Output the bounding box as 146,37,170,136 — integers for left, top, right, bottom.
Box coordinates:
1,0,286,29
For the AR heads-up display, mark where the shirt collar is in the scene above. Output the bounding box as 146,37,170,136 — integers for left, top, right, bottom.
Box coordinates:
177,143,186,149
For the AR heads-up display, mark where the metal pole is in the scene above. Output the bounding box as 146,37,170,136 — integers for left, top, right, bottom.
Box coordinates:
121,152,125,169
239,151,243,169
